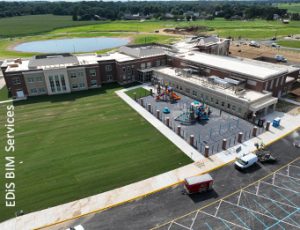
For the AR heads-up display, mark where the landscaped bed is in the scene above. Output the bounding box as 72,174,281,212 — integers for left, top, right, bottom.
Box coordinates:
0,83,191,222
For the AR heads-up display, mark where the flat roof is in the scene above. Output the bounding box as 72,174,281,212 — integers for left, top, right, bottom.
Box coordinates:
153,67,270,103
175,52,291,80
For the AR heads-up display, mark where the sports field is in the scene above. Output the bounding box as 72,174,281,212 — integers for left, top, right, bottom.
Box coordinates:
0,84,191,222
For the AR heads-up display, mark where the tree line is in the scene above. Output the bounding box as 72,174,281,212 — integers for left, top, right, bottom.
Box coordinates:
0,1,297,21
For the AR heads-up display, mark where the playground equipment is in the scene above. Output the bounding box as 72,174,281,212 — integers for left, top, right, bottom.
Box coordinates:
175,100,211,125
155,85,181,103
162,107,170,114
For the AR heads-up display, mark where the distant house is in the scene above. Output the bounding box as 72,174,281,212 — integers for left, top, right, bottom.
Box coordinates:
273,14,280,20
122,13,149,20
164,13,174,19
282,19,290,24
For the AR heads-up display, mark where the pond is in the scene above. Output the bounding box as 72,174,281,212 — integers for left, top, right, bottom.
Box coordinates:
14,37,129,53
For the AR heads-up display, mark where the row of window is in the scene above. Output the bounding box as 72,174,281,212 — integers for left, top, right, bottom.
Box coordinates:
30,88,46,94
49,75,67,93
172,82,243,114
27,76,43,83
70,71,84,78
72,83,85,89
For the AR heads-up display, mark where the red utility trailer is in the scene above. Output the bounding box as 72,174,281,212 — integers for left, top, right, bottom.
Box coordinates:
184,174,214,194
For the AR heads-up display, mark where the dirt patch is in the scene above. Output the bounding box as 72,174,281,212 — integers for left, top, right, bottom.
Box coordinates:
229,44,300,63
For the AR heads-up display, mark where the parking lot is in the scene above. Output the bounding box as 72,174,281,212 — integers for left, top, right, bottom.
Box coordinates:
49,129,300,230
157,158,300,230
141,92,260,154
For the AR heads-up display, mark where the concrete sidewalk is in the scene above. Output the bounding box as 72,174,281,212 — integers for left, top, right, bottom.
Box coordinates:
1,87,299,230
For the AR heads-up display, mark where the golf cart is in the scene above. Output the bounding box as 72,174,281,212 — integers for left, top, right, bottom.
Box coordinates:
254,142,277,163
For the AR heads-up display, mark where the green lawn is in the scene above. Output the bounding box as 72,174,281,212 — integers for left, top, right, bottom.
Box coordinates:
278,40,300,48
0,84,191,222
1,16,300,58
0,15,100,37
0,86,11,101
278,3,300,13
126,87,150,99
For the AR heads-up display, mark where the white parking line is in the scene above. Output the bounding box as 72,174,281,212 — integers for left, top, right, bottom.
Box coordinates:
189,210,199,229
223,200,281,223
172,222,190,230
200,210,250,230
214,200,223,217
260,181,299,194
237,189,243,206
243,190,297,209
276,172,300,181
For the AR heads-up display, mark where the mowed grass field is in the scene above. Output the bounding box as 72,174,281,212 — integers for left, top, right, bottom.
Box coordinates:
0,15,100,37
51,18,300,39
0,84,192,222
278,3,300,13
1,15,300,58
278,40,300,48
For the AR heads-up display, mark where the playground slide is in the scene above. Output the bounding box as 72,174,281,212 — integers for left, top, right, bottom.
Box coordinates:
172,92,181,100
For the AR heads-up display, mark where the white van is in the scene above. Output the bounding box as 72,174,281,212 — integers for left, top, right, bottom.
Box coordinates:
235,153,258,169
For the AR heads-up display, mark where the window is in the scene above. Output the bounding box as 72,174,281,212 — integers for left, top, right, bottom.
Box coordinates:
221,101,225,107
38,88,46,93
30,88,37,94
185,88,190,94
227,103,231,109
36,76,43,82
27,77,34,83
210,97,214,103
107,75,113,81
49,76,55,92
12,77,21,85
238,107,242,113
105,65,112,72
232,105,236,111
270,79,274,89
192,90,197,96
70,73,76,78
72,84,78,89
79,83,85,88
264,81,269,90
156,60,161,67
247,80,257,86
216,99,219,105
91,79,97,86
179,86,182,90
147,62,152,68
55,75,61,92
60,76,66,91
89,69,96,77
275,78,279,87
140,63,146,69
123,75,126,80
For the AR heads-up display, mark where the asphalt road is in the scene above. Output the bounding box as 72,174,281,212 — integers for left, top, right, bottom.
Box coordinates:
49,129,300,230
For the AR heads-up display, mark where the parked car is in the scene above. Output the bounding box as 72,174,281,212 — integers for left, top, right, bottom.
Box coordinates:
275,55,287,62
66,225,84,230
293,141,300,148
235,153,258,170
249,41,260,48
271,43,278,47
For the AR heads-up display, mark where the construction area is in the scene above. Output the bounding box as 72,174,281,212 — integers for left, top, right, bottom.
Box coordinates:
156,158,300,230
230,43,300,64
